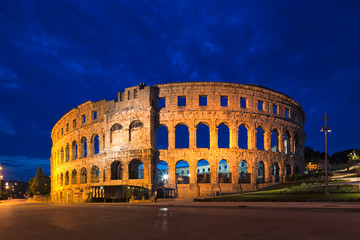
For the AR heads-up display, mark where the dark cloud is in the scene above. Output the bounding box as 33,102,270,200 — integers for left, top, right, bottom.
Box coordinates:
0,155,50,182
0,0,359,180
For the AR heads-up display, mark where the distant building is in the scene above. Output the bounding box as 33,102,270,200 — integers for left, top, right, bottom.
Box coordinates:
2,180,29,198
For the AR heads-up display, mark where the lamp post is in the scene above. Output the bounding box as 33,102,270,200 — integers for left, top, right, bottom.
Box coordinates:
321,112,331,194
162,174,168,198
0,166,3,197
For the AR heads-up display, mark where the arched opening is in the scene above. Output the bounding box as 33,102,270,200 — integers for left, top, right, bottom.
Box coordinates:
257,161,265,183
175,124,189,148
218,123,229,148
157,161,169,186
285,163,292,180
129,120,143,142
81,137,87,158
110,123,123,143
197,159,210,183
156,125,168,149
111,160,123,180
80,168,87,184
218,159,231,183
271,129,279,152
284,131,291,154
175,160,189,184
60,173,64,186
256,127,264,150
238,124,248,149
196,123,210,148
273,162,280,182
238,160,250,183
129,159,144,179
65,171,69,185
71,169,77,184
60,147,64,163
71,140,78,160
294,134,300,155
93,134,99,154
91,165,100,183
65,144,70,162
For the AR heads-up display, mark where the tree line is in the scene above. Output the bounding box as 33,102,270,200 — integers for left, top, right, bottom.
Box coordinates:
305,147,360,165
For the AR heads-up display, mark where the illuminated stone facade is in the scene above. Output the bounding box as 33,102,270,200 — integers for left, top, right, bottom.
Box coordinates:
50,82,305,203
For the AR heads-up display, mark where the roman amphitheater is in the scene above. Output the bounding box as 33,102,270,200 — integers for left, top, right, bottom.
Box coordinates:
51,82,306,203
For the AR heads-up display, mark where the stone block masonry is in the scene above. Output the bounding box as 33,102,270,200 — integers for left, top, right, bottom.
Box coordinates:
50,82,305,203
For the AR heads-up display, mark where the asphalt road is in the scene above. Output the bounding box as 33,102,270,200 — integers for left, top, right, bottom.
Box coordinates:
1,199,359,240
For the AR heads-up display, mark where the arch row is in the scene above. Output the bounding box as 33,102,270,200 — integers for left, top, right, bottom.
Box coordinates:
156,121,303,155
54,156,295,189
53,120,144,166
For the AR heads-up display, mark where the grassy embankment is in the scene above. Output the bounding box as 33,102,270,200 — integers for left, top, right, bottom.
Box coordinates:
195,182,360,202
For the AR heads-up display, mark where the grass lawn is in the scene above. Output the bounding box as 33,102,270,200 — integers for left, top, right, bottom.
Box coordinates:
196,182,360,202
341,174,360,178
257,180,345,192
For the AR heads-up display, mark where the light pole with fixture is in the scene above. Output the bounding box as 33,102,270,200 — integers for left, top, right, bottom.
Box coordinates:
162,174,168,198
0,166,3,197
321,112,331,194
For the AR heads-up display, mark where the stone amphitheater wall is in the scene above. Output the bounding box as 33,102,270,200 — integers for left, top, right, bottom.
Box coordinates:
50,82,305,203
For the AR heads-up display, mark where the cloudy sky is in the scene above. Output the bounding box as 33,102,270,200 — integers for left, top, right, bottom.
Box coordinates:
0,0,359,181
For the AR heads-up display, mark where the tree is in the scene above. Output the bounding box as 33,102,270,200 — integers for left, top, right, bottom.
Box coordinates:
331,149,360,165
347,150,360,170
304,147,322,164
29,166,50,196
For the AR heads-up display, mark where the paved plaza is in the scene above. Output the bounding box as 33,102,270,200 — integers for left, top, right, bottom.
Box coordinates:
1,199,360,240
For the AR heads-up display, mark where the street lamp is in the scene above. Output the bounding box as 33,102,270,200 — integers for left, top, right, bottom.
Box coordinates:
321,112,331,194
0,166,3,197
162,174,169,198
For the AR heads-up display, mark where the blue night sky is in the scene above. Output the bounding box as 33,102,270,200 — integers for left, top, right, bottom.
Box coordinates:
0,0,359,181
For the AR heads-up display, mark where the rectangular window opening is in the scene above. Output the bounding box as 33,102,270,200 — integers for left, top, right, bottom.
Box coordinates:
178,96,186,106
82,115,86,124
285,108,289,118
66,123,69,132
93,111,97,120
221,96,228,107
134,89,138,99
199,95,207,106
73,119,76,128
158,97,166,108
240,98,247,108
61,128,63,135
258,100,264,111
273,104,278,114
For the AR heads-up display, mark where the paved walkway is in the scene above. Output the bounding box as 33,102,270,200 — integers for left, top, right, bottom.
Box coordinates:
2,198,360,210
133,198,360,210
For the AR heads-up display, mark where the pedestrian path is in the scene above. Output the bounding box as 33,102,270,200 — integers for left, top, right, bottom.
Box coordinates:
134,198,360,210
